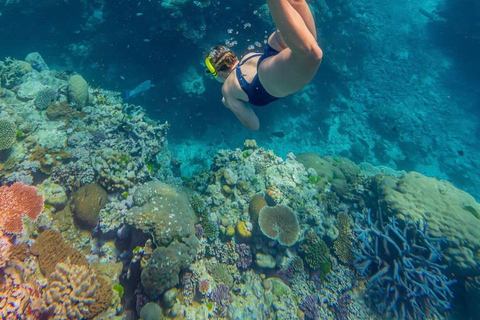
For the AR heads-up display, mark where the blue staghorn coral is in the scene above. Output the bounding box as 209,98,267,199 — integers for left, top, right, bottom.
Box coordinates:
352,209,455,320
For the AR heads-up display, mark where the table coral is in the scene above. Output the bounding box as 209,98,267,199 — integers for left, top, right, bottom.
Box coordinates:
258,204,300,246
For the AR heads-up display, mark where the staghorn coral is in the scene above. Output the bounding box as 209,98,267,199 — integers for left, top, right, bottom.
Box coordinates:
353,209,455,320
0,182,44,234
43,259,112,319
258,204,300,246
0,119,16,151
30,229,88,276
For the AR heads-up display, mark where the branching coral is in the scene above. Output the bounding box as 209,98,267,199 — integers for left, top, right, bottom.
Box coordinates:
353,209,455,320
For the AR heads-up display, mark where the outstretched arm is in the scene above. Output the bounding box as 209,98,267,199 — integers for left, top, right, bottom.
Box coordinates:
222,97,260,131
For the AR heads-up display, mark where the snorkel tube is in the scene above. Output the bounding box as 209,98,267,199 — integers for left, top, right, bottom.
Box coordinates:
205,56,218,78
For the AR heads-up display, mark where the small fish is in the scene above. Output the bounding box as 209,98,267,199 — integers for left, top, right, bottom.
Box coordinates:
136,12,143,16
272,131,285,138
126,80,151,100
143,39,150,42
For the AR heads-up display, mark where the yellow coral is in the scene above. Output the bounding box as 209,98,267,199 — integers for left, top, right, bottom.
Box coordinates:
236,221,252,239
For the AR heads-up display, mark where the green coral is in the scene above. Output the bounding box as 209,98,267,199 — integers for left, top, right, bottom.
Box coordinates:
201,216,219,241
299,231,331,275
209,263,234,287
113,284,124,298
190,192,207,214
0,119,16,151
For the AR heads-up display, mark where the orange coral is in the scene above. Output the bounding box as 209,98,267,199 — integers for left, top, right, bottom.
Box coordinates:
0,182,44,234
30,229,88,276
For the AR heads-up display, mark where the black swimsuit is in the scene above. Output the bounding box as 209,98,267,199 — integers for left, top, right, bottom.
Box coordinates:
236,44,280,106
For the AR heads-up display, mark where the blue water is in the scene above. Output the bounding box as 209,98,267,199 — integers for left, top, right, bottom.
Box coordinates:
0,0,479,319
3,0,477,197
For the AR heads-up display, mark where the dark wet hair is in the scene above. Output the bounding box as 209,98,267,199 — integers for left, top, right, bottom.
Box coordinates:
206,46,238,72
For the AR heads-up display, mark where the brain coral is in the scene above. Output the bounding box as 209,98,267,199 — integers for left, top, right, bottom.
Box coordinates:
0,119,16,151
258,204,300,246
43,259,112,319
71,183,108,229
378,172,480,277
67,74,89,108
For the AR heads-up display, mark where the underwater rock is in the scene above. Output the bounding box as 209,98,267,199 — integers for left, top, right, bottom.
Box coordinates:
37,178,68,208
141,235,198,298
68,74,89,108
378,172,480,277
255,253,276,269
71,183,108,229
296,153,348,194
140,302,164,320
16,80,46,100
25,52,49,71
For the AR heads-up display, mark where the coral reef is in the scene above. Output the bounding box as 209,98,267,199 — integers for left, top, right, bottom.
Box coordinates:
30,229,88,276
258,204,300,246
378,172,480,277
334,211,355,264
299,231,331,272
43,259,112,319
0,119,16,151
70,183,108,229
0,182,44,234
126,181,198,245
0,260,43,320
353,209,454,320
34,87,57,110
141,236,198,299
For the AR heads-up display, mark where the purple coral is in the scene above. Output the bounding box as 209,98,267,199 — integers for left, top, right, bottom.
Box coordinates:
299,294,320,320
235,243,252,270
211,284,231,317
353,209,455,320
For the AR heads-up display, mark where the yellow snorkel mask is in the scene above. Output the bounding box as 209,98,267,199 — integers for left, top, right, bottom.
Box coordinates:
205,56,218,78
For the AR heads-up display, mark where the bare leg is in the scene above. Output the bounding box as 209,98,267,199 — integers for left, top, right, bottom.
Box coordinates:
269,0,316,50
259,0,322,96
266,0,321,56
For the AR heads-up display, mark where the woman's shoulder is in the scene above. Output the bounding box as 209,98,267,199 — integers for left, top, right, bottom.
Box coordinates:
240,52,262,63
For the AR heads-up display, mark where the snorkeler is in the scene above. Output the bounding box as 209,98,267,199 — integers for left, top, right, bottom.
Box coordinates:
205,0,322,131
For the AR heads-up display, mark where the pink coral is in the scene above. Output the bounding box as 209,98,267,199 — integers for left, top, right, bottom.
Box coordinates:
0,182,44,234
